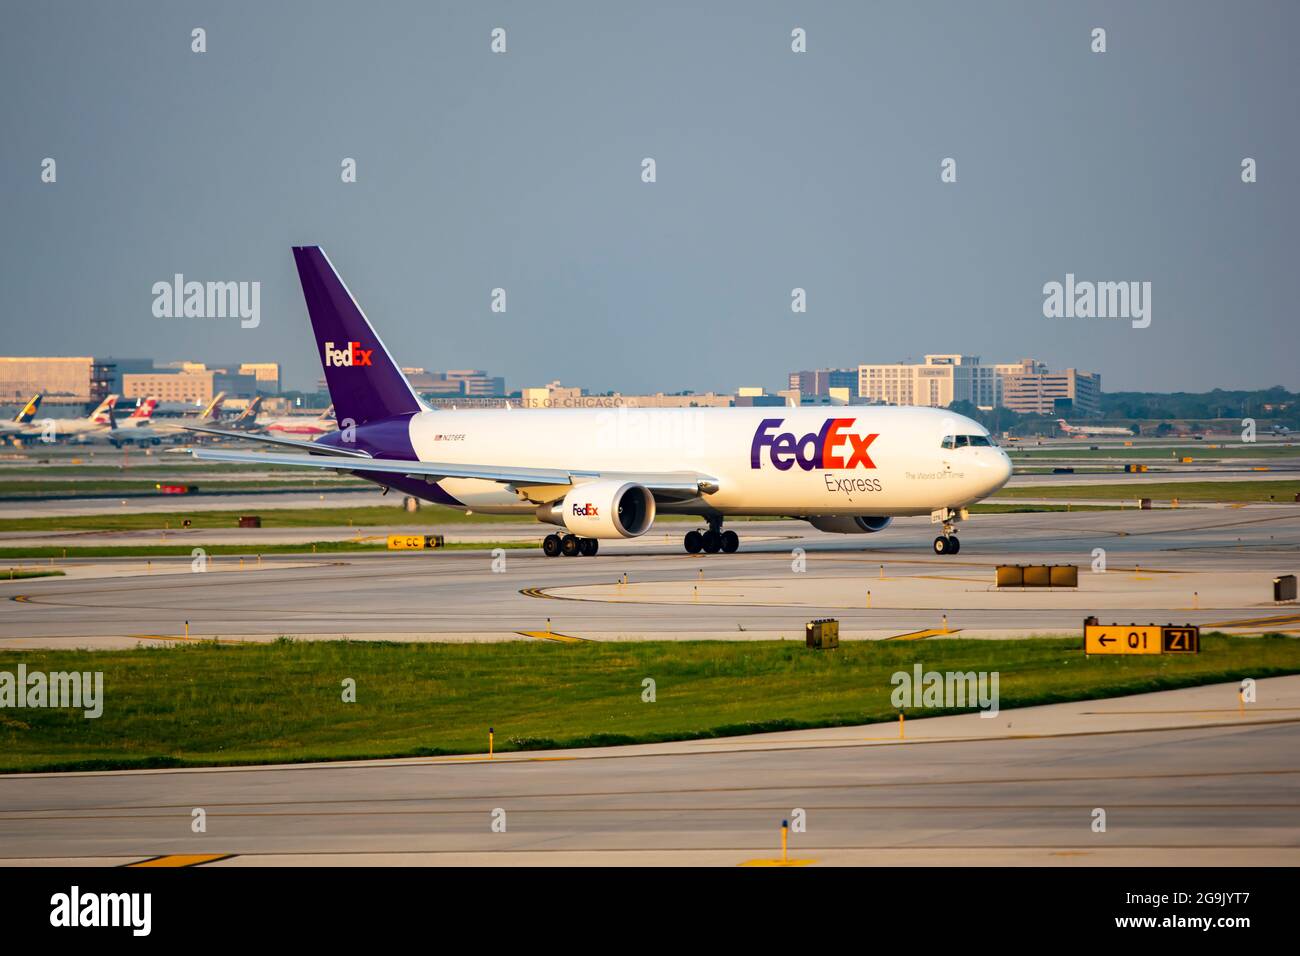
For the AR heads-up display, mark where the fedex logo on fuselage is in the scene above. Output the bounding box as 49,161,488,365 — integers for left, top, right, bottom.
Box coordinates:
572,503,598,517
750,418,878,471
324,341,374,368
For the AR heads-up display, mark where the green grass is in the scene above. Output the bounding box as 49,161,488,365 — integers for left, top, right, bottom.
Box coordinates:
0,505,534,533
0,540,536,559
0,568,65,580
1,634,1295,773
995,480,1299,503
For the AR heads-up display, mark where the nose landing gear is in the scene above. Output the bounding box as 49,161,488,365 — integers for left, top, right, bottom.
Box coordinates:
931,507,963,555
684,518,738,554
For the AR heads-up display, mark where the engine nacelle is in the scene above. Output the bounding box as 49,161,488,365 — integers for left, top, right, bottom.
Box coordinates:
806,515,893,534
539,480,656,538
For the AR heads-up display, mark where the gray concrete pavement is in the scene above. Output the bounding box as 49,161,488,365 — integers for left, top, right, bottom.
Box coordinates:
2,678,1296,866
1,509,1297,646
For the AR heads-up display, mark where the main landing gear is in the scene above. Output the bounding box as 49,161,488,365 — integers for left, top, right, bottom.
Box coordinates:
932,507,962,555
683,517,739,555
542,533,598,557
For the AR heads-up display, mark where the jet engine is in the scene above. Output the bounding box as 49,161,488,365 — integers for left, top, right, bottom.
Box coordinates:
538,481,656,538
806,516,893,534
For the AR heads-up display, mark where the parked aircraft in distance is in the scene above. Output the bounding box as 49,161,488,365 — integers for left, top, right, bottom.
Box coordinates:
15,394,117,443
1056,418,1135,437
0,394,43,440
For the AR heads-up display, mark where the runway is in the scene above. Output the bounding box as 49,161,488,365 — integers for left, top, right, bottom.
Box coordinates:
2,508,1298,647
2,678,1297,866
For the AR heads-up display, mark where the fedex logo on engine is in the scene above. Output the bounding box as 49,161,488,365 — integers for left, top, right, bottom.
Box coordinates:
572,503,599,517
750,418,878,471
324,341,374,368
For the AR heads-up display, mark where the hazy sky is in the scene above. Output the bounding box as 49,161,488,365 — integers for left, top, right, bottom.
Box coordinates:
2,1,1296,394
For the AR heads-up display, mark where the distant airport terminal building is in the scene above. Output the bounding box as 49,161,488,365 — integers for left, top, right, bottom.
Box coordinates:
0,356,281,409
0,356,113,406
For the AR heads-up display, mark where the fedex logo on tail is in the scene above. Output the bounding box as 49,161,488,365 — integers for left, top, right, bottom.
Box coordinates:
324,341,374,368
750,418,878,471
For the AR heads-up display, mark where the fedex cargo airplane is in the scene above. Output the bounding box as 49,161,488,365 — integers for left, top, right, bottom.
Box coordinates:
191,247,1013,556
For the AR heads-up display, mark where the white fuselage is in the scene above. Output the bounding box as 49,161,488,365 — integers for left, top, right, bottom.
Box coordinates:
405,405,1012,517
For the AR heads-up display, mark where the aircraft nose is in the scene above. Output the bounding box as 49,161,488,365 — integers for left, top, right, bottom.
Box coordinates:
992,449,1013,490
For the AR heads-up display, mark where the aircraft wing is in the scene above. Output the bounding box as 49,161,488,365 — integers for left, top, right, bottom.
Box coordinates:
191,447,717,498
179,424,370,458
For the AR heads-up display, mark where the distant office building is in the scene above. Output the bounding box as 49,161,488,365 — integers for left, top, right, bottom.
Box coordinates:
996,359,1100,416
788,368,857,397
858,355,997,409
125,364,263,404
0,356,114,406
403,368,506,399
100,358,157,395
238,362,281,393
123,369,216,404
404,368,461,396
856,354,1099,413
445,369,505,398
521,381,585,408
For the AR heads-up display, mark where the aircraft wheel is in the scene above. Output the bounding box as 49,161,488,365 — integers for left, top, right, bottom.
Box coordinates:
580,537,598,557
720,530,739,553
560,535,581,557
542,534,561,557
702,530,722,554
684,530,704,554
948,535,960,554
933,535,949,555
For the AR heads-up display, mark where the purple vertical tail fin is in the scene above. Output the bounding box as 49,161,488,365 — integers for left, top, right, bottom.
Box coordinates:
292,246,424,427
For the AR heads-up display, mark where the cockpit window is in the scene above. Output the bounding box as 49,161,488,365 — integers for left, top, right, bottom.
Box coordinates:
942,434,993,449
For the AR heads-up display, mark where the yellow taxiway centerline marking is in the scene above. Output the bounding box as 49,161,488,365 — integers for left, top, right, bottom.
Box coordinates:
426,754,575,764
883,627,963,641
739,858,816,867
126,854,232,868
516,630,586,643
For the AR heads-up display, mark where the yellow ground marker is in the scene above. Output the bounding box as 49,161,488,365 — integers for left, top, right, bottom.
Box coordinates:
127,854,231,868
883,627,963,641
515,630,586,643
740,819,815,867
